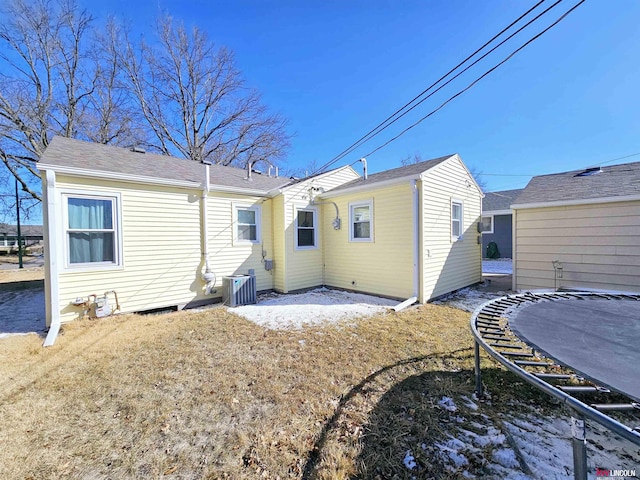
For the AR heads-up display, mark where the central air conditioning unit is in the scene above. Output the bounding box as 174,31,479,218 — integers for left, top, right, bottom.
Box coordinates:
222,275,257,307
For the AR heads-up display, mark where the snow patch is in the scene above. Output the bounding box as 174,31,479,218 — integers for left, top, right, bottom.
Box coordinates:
403,450,417,470
483,259,513,274
438,396,457,412
228,288,397,329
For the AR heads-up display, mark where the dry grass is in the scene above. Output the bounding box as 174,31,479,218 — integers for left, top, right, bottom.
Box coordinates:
0,302,549,479
0,256,44,283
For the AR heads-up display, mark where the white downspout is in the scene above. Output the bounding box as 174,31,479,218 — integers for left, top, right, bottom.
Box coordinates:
201,164,216,292
43,170,61,347
512,208,517,292
412,179,420,300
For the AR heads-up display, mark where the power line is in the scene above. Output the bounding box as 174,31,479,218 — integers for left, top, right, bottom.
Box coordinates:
311,0,551,175
360,0,586,160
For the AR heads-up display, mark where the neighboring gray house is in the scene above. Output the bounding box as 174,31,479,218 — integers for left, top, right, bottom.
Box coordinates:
481,189,522,258
0,224,43,253
512,162,640,293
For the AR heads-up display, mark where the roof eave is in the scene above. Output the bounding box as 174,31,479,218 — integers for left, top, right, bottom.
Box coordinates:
39,163,280,196
319,173,420,198
512,194,640,210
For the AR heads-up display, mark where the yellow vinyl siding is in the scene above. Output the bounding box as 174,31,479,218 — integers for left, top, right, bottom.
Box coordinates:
53,177,280,323
515,200,640,292
55,176,204,323
272,195,287,292
276,166,360,293
323,182,415,300
421,157,482,301
207,194,274,293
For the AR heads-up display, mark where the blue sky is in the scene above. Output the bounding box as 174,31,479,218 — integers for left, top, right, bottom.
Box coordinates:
81,1,640,191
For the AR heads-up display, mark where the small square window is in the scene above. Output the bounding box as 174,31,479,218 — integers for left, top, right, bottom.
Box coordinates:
480,216,493,234
234,205,261,244
349,201,373,242
295,208,317,249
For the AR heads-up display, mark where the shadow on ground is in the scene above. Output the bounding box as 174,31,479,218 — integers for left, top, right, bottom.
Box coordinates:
0,281,46,336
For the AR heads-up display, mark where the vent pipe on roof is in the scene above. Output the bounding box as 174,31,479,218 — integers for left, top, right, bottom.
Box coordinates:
131,146,146,154
247,161,253,181
360,158,368,180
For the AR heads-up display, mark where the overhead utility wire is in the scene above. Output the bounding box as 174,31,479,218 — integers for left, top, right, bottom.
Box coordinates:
312,0,551,175
361,0,586,160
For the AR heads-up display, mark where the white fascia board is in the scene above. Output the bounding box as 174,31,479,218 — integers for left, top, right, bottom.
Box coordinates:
38,164,202,189
39,163,278,197
482,209,512,216
512,194,640,210
319,174,419,198
209,185,277,197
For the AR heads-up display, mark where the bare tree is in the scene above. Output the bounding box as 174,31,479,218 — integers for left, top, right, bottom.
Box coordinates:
0,0,139,203
119,16,290,166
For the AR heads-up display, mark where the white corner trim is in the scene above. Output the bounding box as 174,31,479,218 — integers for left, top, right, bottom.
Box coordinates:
512,194,640,210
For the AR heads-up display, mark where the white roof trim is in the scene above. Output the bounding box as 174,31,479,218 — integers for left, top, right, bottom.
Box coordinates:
279,165,359,194
319,174,419,198
482,209,512,216
512,194,640,210
39,164,201,189
38,163,277,196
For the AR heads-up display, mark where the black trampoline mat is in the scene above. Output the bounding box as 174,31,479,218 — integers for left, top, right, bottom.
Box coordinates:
510,299,640,402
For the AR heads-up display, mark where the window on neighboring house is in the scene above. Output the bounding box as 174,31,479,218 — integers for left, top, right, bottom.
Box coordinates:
65,195,119,266
234,205,261,244
451,200,463,241
480,215,493,234
295,208,317,249
349,201,373,242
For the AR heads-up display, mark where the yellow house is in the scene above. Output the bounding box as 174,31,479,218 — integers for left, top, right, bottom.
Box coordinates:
38,137,482,345
512,162,640,293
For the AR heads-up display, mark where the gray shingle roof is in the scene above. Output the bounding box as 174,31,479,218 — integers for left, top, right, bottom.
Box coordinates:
39,137,293,193
514,162,640,205
0,224,43,237
482,189,523,212
327,155,454,193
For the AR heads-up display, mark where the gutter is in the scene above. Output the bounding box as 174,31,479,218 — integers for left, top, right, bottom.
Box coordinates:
43,170,61,347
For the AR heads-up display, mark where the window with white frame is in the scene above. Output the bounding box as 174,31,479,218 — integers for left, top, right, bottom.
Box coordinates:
451,200,463,241
480,215,493,234
295,207,317,249
349,200,373,242
234,205,261,244
64,194,120,266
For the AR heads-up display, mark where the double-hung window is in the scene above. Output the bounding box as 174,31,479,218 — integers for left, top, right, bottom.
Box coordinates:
349,200,373,242
234,205,261,244
295,208,317,249
65,194,120,267
451,200,463,241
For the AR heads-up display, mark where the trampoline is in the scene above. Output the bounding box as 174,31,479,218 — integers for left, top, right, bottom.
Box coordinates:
510,298,640,402
470,292,640,479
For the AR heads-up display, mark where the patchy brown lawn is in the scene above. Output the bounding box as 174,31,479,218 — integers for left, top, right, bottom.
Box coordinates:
0,302,552,479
